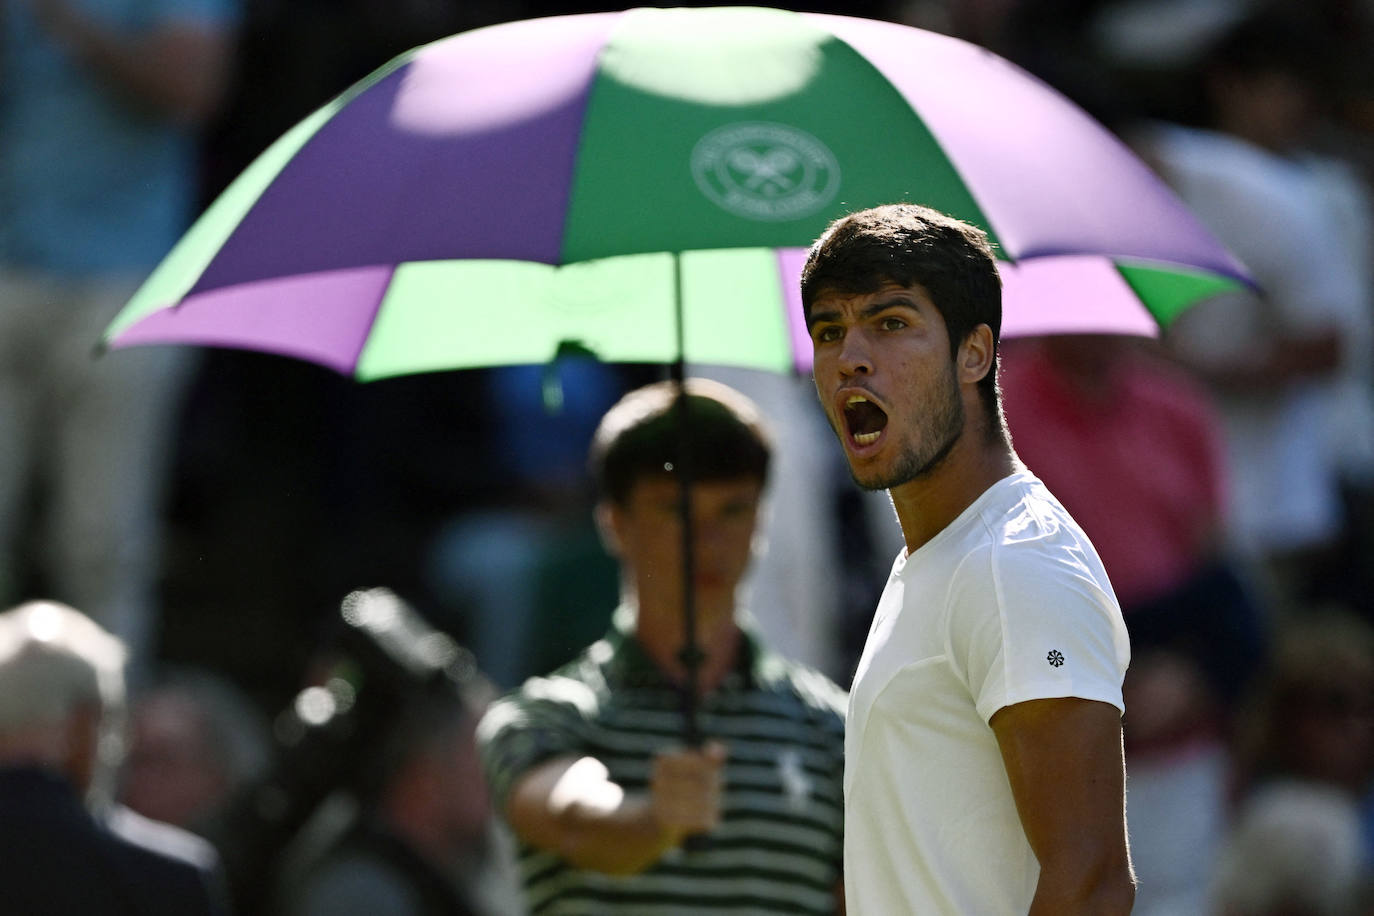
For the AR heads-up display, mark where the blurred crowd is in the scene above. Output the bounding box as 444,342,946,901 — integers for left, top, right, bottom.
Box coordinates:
3,0,1374,914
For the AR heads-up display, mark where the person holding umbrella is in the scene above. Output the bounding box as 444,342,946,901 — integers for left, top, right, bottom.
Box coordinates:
476,378,847,915
803,203,1134,914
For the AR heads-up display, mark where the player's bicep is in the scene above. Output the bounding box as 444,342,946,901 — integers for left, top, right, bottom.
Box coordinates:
990,697,1130,881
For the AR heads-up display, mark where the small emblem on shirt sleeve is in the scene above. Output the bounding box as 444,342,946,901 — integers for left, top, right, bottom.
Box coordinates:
1047,649,1065,668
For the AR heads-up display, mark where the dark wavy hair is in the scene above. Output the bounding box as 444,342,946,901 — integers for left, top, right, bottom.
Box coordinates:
800,203,1003,422
589,378,771,505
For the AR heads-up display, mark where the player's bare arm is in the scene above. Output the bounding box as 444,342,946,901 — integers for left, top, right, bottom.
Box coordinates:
991,696,1136,915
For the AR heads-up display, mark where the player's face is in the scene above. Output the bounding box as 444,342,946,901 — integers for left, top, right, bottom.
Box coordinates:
809,281,965,491
605,475,762,623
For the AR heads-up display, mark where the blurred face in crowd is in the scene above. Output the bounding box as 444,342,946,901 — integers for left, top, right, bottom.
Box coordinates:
1213,69,1318,153
120,693,225,830
1280,672,1374,792
602,475,762,630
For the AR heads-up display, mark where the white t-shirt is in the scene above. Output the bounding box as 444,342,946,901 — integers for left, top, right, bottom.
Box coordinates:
844,471,1130,915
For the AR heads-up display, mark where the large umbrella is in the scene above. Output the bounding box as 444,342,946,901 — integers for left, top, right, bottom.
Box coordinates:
100,5,1251,736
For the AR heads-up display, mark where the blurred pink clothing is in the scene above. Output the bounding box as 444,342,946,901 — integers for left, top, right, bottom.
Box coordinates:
1000,339,1228,610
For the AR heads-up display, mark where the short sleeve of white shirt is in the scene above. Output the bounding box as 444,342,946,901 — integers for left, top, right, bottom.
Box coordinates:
945,514,1130,724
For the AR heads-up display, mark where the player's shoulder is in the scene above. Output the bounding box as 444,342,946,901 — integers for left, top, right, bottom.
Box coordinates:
955,476,1105,590
962,473,1082,553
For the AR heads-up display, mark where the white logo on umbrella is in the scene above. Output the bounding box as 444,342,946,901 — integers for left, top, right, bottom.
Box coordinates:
691,122,840,222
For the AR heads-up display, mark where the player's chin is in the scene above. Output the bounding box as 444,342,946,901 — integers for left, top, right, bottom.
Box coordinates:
845,456,896,493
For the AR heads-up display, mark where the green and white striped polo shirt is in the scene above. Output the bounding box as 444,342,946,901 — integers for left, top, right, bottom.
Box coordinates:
478,613,847,915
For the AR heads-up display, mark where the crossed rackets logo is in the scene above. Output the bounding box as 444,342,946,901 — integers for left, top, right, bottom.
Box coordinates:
690,122,840,221
727,148,802,195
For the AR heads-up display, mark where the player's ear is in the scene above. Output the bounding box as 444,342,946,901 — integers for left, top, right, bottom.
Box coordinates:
594,501,623,557
958,324,995,385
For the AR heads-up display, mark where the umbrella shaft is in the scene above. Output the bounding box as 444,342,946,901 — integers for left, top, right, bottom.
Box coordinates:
671,253,702,747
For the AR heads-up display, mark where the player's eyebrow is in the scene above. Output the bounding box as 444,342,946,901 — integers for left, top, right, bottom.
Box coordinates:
808,295,919,330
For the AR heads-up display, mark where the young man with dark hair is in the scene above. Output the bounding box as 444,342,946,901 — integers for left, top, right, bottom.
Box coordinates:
477,378,847,915
803,203,1135,914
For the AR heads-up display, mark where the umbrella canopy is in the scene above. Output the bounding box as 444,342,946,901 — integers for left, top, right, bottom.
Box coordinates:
102,6,1250,379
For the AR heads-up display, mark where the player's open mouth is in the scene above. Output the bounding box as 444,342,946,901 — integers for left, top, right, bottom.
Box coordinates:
843,394,888,446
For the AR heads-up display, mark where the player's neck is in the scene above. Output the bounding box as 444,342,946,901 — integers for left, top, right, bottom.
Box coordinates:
890,427,1018,555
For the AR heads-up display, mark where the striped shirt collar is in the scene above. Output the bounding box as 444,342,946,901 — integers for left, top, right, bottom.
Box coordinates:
600,605,786,693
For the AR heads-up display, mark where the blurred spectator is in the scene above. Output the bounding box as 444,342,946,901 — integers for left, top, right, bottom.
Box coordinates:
0,600,230,915
0,0,240,670
478,379,847,914
1230,612,1374,857
1209,781,1368,916
276,673,518,916
1000,334,1266,915
1140,8,1374,619
1222,610,1374,913
120,668,272,840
